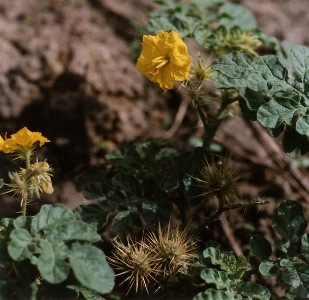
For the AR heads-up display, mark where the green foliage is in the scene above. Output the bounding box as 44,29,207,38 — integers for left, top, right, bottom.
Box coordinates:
75,141,211,238
194,245,271,299
212,45,309,156
250,200,309,299
148,0,275,56
0,204,115,299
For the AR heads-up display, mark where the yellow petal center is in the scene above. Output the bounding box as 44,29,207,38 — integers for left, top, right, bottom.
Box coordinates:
151,56,169,76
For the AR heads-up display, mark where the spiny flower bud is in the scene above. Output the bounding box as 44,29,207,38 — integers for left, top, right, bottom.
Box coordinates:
6,161,53,200
196,160,241,207
190,55,214,83
7,171,28,199
146,223,197,279
107,236,160,295
29,161,54,196
182,81,205,107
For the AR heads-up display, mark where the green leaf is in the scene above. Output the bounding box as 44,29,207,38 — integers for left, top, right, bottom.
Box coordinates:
31,204,75,233
281,263,309,298
267,124,285,138
112,173,143,197
0,179,4,189
193,289,233,300
74,204,111,231
163,175,179,193
282,126,309,157
301,233,309,262
212,52,255,79
290,44,309,77
200,268,233,289
274,239,291,255
37,240,70,284
239,88,266,120
83,182,126,203
212,46,309,156
69,244,115,294
272,200,307,244
218,3,257,31
67,285,105,300
237,281,271,299
13,216,32,230
259,260,278,277
249,234,272,260
83,181,108,201
140,140,161,159
112,210,134,240
147,12,199,39
142,194,173,230
46,220,101,243
8,229,33,261
257,95,302,129
105,145,142,172
203,247,222,265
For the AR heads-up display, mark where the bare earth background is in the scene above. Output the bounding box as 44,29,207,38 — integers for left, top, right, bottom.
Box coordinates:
1,0,309,296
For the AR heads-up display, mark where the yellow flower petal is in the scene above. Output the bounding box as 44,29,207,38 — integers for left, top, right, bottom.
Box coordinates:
0,127,50,153
136,30,192,90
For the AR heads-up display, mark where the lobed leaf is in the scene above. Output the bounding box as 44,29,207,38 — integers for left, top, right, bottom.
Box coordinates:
31,204,75,234
272,200,307,244
111,210,138,240
200,268,233,289
281,263,309,298
37,240,69,284
218,3,257,31
13,216,32,230
212,46,309,156
8,229,33,261
142,194,173,230
74,204,112,231
111,173,143,197
193,289,233,300
237,281,271,299
203,247,222,266
83,182,126,203
46,220,101,243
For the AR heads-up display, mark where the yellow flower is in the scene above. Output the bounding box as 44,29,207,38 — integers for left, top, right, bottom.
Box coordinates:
136,30,192,90
0,127,50,153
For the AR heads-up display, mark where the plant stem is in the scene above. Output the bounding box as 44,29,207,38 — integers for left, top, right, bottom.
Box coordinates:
25,151,31,170
193,199,270,236
198,97,236,151
21,152,31,216
21,190,28,216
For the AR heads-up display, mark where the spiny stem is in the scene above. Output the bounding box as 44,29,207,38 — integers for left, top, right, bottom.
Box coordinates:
193,200,270,236
21,190,28,216
21,152,31,216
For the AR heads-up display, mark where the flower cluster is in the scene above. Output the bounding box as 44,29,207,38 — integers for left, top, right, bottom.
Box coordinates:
0,127,53,215
136,30,192,90
8,161,53,199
